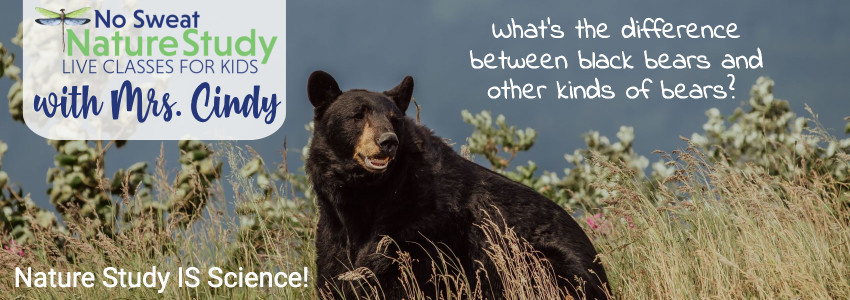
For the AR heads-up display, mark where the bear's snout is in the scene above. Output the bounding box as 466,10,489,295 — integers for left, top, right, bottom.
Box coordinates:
354,121,398,173
377,132,398,156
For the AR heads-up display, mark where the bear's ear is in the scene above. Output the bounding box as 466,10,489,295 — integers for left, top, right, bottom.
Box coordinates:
383,76,414,114
307,70,342,109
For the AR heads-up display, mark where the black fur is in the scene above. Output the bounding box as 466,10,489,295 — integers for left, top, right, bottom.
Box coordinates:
307,70,609,299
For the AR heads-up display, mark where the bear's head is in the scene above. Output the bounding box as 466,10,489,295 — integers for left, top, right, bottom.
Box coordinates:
307,70,414,175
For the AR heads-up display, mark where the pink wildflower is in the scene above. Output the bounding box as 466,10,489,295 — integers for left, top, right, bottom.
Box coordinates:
4,240,24,256
586,213,604,231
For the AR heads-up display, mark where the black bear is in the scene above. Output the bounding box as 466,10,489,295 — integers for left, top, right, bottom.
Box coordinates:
307,70,609,299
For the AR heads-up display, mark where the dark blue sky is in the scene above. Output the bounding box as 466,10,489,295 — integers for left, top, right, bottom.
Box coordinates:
2,1,849,210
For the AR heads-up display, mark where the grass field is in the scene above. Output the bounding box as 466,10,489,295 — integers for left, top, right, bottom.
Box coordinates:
2,134,849,299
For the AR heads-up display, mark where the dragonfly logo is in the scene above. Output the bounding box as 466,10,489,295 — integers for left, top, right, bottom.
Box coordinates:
34,7,92,52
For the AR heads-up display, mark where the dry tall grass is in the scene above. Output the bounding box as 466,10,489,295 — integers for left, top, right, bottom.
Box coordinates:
0,144,318,299
326,209,580,300
594,143,850,299
2,138,849,299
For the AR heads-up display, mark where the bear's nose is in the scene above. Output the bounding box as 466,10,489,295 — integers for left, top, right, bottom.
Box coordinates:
377,132,398,154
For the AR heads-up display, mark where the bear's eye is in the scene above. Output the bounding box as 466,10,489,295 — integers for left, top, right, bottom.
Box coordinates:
354,107,367,119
